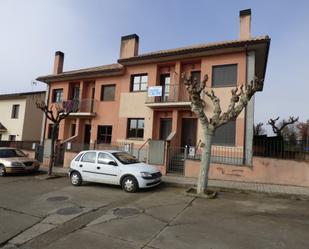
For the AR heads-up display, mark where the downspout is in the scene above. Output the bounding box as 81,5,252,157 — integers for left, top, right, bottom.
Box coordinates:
40,83,50,145
243,45,248,164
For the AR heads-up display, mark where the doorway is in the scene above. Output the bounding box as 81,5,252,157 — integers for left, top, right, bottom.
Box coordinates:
160,74,171,102
84,124,91,145
160,118,172,140
181,118,197,147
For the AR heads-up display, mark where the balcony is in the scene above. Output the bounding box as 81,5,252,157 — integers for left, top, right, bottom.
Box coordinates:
145,84,191,108
69,98,97,117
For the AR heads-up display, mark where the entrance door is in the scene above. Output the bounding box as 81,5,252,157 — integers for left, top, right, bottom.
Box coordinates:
160,74,171,102
84,124,91,147
181,118,197,147
160,118,172,140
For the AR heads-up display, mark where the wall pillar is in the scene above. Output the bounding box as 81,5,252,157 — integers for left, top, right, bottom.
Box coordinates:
245,51,255,165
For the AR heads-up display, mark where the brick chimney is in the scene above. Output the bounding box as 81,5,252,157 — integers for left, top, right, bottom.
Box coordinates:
239,9,251,39
53,51,64,74
119,34,139,59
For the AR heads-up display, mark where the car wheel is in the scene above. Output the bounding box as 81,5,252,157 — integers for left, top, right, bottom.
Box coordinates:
70,171,82,186
122,176,138,193
0,165,6,176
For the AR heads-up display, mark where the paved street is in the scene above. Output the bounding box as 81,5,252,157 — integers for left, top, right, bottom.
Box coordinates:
1,173,309,249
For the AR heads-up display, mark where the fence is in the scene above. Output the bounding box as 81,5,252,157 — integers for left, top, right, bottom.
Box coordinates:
253,136,309,161
65,141,149,162
187,145,244,165
0,141,40,151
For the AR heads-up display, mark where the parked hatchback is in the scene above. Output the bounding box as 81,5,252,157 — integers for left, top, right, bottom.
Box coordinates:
0,148,40,176
69,150,162,192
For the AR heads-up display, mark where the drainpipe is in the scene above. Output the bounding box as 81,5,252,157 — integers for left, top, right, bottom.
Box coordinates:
40,83,50,145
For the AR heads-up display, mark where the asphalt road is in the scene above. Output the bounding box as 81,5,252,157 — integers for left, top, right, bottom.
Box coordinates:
1,173,309,249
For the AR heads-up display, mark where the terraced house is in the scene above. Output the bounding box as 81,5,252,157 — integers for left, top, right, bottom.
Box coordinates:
37,9,270,175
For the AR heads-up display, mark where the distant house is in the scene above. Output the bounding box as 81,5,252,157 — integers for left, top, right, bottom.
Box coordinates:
0,91,46,141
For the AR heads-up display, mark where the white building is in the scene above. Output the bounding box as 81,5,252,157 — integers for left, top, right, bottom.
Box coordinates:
0,91,45,141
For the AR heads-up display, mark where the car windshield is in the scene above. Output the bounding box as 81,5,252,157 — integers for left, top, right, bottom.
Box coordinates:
112,152,139,165
0,149,27,158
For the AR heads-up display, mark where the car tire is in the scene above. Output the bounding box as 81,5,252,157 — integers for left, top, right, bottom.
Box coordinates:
0,165,6,177
70,171,82,186
122,176,138,193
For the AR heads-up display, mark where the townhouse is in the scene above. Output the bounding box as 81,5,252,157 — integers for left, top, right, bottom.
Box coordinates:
37,9,270,173
0,91,45,141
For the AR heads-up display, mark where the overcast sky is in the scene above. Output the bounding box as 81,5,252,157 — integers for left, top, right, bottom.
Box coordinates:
0,0,308,127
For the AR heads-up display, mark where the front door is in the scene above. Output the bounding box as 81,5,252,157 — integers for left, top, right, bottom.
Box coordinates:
160,74,171,102
160,118,172,140
96,152,119,184
84,124,91,144
181,118,197,147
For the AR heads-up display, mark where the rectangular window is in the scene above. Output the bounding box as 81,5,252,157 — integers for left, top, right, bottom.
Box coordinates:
212,120,236,146
127,118,144,139
9,135,16,141
52,89,63,103
212,64,237,87
71,123,76,137
131,74,148,92
11,104,20,119
191,71,201,84
101,85,116,101
0,134,2,141
97,125,112,144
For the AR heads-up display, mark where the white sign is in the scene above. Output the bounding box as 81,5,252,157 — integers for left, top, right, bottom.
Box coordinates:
188,146,196,157
148,86,162,97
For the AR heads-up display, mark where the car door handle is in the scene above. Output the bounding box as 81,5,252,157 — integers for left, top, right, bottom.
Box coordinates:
97,166,100,169
79,165,83,167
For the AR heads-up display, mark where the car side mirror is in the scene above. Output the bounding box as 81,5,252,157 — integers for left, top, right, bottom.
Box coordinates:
108,161,118,166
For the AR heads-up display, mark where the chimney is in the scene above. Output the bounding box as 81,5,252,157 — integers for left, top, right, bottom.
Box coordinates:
119,34,139,59
239,9,251,39
53,51,64,74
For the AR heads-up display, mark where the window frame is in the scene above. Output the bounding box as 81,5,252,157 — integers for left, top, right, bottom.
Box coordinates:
127,118,144,139
100,84,116,101
211,64,238,88
97,125,112,144
52,88,64,103
11,104,20,119
130,74,148,92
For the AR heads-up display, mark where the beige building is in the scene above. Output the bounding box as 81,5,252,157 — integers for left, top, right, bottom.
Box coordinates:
0,91,46,141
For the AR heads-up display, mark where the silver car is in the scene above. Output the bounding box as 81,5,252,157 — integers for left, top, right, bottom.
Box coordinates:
0,148,40,176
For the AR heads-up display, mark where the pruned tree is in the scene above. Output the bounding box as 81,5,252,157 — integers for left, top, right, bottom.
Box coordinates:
36,100,78,175
254,122,265,136
297,120,309,141
267,116,299,137
183,73,263,195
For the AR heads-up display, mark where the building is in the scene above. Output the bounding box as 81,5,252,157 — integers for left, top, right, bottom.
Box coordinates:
0,91,46,141
37,9,270,173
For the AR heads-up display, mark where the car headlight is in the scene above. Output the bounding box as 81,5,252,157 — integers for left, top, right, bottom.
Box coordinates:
11,162,23,167
140,172,152,178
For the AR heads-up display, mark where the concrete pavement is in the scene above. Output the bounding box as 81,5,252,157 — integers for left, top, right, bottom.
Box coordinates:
1,173,309,249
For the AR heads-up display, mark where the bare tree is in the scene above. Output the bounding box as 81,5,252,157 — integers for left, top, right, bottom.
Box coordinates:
36,100,78,175
254,122,265,136
183,73,263,195
267,116,299,137
297,120,309,141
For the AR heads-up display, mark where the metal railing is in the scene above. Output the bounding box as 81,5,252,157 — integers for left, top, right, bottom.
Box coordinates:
69,98,97,113
146,84,190,104
253,136,309,161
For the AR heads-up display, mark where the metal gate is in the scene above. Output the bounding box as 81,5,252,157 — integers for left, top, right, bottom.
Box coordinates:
167,147,186,175
54,144,65,167
35,144,44,162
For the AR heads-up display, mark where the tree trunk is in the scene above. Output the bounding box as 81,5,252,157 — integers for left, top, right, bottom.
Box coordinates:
197,130,213,195
48,123,58,176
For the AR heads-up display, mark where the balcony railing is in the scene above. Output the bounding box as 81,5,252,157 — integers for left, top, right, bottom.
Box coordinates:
69,98,97,116
146,84,190,105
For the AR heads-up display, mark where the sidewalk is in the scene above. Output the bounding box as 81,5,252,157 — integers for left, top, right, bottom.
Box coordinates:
42,167,309,197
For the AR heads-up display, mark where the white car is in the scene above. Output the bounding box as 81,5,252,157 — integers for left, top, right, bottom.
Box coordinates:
69,150,162,192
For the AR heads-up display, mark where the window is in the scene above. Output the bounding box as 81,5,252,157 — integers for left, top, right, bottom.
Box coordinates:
131,74,148,92
0,134,2,141
212,120,236,146
212,64,237,87
11,104,20,119
9,135,16,141
75,153,84,161
127,118,144,139
70,124,76,137
81,152,96,163
98,152,116,165
97,125,112,144
52,89,63,103
191,71,201,84
101,85,116,101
